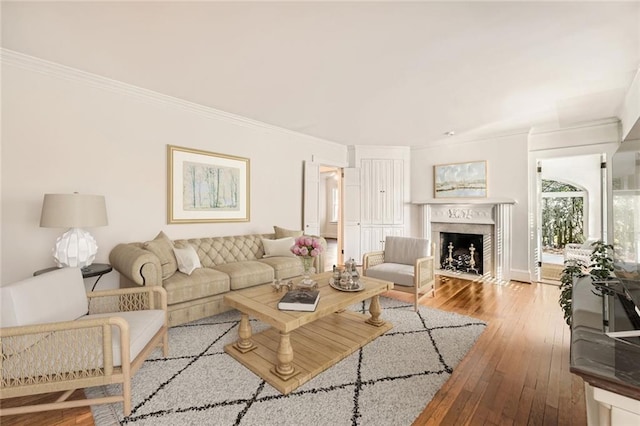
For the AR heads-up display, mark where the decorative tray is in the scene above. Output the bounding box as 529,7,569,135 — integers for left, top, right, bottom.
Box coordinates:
329,277,365,292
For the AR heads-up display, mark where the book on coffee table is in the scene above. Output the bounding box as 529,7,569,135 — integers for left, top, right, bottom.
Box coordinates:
277,289,320,312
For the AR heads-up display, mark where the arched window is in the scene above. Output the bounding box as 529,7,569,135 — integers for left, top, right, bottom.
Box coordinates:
541,179,585,249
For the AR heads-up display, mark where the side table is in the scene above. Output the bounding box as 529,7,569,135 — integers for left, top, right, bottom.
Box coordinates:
34,263,113,291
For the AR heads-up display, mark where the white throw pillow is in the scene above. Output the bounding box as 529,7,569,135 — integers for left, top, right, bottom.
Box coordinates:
262,237,296,258
173,245,202,275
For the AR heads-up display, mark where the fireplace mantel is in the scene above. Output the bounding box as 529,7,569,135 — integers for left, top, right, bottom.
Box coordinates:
412,198,517,205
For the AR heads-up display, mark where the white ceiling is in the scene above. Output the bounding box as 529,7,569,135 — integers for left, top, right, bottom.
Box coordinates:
2,1,639,147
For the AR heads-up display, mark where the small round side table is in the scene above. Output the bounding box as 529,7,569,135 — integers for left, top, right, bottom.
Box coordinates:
34,263,113,291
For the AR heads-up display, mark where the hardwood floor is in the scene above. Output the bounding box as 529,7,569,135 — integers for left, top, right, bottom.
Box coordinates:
324,237,338,271
1,389,94,426
408,276,586,426
1,276,586,425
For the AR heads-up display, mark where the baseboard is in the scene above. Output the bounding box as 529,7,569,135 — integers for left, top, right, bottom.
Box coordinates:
510,269,531,283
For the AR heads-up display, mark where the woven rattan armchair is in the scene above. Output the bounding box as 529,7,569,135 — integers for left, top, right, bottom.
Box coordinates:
362,236,435,311
0,267,168,417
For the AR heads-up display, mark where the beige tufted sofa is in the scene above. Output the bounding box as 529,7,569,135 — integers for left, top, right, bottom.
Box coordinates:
109,231,326,326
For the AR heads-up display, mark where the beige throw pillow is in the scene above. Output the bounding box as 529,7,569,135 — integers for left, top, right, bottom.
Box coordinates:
262,237,296,258
143,231,178,280
274,226,303,239
173,245,202,275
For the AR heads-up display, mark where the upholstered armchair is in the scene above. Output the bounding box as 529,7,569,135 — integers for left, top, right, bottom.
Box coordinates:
362,236,436,310
564,239,595,268
0,267,168,417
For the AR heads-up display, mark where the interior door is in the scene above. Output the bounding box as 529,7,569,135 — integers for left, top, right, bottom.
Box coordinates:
342,167,361,263
303,161,320,236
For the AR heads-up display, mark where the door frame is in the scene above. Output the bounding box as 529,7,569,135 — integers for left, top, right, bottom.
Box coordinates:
528,144,617,283
306,156,349,265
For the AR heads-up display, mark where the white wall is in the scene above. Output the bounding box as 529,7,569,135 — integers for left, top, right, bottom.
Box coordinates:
620,68,640,141
410,133,530,281
1,54,347,286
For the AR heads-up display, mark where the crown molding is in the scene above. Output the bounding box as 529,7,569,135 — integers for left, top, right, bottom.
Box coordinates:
0,48,343,147
529,117,620,136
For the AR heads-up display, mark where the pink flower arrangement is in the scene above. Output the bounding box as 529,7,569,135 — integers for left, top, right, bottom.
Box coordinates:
291,236,323,257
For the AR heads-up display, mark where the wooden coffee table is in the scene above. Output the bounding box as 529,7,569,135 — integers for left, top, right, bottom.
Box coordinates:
223,272,394,394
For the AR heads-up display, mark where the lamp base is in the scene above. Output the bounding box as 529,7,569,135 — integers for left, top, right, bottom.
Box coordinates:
53,228,98,268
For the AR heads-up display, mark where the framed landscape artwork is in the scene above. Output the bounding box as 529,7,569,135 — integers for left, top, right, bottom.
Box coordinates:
434,160,487,199
167,145,250,223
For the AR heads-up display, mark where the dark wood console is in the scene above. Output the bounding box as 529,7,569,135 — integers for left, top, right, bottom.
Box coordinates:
570,276,640,423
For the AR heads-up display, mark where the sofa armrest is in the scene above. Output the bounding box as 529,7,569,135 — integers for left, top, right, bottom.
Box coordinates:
362,251,385,273
109,243,162,287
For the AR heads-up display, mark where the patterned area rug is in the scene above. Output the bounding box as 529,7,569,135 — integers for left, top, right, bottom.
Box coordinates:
88,297,486,425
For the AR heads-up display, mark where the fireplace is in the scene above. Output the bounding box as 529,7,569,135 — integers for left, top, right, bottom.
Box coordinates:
431,221,493,278
420,201,514,282
440,232,483,275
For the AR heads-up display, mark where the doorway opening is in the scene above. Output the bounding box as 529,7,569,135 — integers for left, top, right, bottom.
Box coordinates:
536,153,603,284
319,166,341,270
541,179,586,280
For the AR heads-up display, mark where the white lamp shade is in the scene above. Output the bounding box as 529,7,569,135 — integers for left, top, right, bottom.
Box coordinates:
40,193,108,228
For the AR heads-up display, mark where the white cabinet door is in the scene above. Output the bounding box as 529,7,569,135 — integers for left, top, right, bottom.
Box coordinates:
373,159,393,225
360,159,373,225
303,161,320,236
383,226,404,241
360,159,403,226
361,225,404,255
361,226,384,254
342,167,361,264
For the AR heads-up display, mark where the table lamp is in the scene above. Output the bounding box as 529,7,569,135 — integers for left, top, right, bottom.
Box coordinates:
40,193,108,268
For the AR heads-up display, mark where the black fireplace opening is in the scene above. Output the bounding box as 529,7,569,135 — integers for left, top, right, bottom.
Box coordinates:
440,232,483,275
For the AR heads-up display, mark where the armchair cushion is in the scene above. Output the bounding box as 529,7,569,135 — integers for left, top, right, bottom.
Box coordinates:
83,310,166,367
1,268,88,327
365,263,415,287
580,238,597,250
385,236,431,266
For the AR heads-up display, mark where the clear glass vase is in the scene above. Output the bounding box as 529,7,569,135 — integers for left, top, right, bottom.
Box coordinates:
301,256,316,284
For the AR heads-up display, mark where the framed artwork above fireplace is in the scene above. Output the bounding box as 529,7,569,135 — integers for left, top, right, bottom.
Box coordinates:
434,160,487,198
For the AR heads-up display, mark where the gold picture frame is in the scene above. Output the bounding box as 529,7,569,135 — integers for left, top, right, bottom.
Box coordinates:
434,160,487,198
167,145,250,223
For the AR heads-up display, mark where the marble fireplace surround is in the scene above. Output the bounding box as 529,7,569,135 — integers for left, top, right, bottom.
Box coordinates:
419,199,516,282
